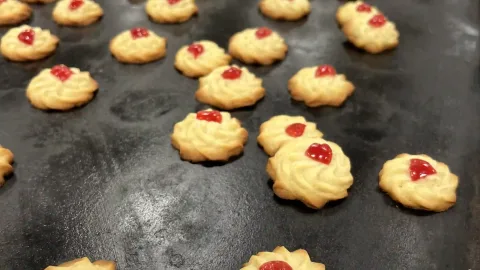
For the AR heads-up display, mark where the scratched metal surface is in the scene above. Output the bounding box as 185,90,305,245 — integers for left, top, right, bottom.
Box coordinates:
0,0,479,269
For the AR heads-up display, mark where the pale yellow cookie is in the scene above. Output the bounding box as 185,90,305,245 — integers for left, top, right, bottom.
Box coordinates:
267,137,354,209
0,0,32,26
26,64,98,110
145,0,198,24
336,1,380,26
0,146,14,188
257,115,323,156
241,246,325,270
288,65,355,107
52,0,103,26
171,109,248,162
259,0,311,21
195,65,265,110
44,257,116,270
22,0,55,3
109,27,167,64
342,13,399,54
0,25,59,61
379,154,459,212
228,27,288,65
174,40,232,78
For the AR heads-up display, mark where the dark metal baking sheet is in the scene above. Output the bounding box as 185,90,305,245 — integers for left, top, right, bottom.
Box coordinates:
0,0,479,269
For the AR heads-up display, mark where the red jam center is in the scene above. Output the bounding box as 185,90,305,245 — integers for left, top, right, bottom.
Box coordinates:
356,3,372,12
255,27,272,39
69,0,84,10
130,27,149,39
167,0,181,5
196,110,222,123
305,143,332,165
50,65,73,82
18,29,35,45
409,159,437,181
260,261,293,270
187,43,204,58
222,67,242,80
285,123,306,138
369,14,387,27
315,65,336,77
0,0,6,4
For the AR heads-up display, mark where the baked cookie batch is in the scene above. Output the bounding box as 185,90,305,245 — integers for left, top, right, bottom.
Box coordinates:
0,1,459,269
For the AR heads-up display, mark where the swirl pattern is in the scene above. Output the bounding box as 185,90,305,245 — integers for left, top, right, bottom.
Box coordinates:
145,0,198,24
109,29,167,64
379,153,459,212
174,40,231,77
0,25,59,61
0,146,14,188
267,137,353,209
52,0,104,26
259,0,311,21
195,65,265,110
26,66,98,110
241,246,325,270
0,0,32,26
228,27,288,65
45,257,116,270
336,1,380,25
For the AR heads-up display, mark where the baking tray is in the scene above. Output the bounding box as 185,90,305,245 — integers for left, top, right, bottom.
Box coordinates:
0,0,479,269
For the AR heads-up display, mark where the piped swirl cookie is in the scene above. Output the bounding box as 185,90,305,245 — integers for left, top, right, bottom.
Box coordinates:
379,154,459,212
26,64,98,110
0,146,14,188
241,246,325,270
175,40,232,77
145,0,198,24
289,64,355,107
259,0,311,21
229,27,288,65
267,137,354,209
52,0,104,26
257,115,323,156
336,1,380,26
0,25,59,61
44,257,116,270
171,109,248,162
110,27,167,64
195,65,265,110
0,0,32,26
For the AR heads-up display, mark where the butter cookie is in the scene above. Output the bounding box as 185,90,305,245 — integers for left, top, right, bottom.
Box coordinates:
52,0,103,26
241,246,325,270
0,0,32,26
145,0,198,24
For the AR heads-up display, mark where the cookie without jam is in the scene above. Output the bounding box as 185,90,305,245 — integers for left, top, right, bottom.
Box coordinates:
259,0,311,21
44,257,116,270
0,146,14,187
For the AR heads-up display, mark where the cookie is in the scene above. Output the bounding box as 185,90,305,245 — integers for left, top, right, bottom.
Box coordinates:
228,27,288,65
0,146,14,188
174,40,232,77
109,27,167,64
171,109,248,162
44,257,116,270
195,65,265,110
342,13,399,54
0,24,59,61
288,64,355,107
0,0,32,26
257,115,323,156
145,0,198,24
241,246,325,270
26,64,98,110
336,1,380,26
267,137,354,209
22,0,55,3
259,0,311,21
52,0,103,26
379,154,459,212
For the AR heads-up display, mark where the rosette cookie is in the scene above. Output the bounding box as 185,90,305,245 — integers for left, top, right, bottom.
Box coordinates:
0,0,32,26
336,1,380,26
52,0,104,26
259,0,311,21
1,25,59,61
0,146,14,188
241,246,325,270
145,0,198,24
175,40,231,77
45,257,116,270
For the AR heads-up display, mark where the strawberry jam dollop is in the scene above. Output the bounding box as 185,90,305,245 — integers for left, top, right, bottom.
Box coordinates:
356,3,372,12
50,65,73,82
260,261,293,270
315,65,336,77
69,0,84,10
222,67,242,80
18,29,35,45
409,159,437,181
305,143,332,165
187,43,204,58
130,27,149,39
369,14,387,27
168,0,181,5
255,27,272,39
0,0,6,4
285,123,306,138
196,110,222,123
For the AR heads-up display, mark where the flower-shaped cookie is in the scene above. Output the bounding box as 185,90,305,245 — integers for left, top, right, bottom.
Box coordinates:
0,146,14,188
26,65,98,110
379,154,459,212
44,257,116,270
0,0,32,26
288,65,355,107
195,65,265,110
241,246,325,270
52,0,104,26
145,0,198,24
259,0,311,21
336,1,380,26
171,109,248,162
342,13,399,54
175,40,232,77
0,25,59,61
229,27,288,65
257,115,323,156
267,137,354,209
109,27,167,64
